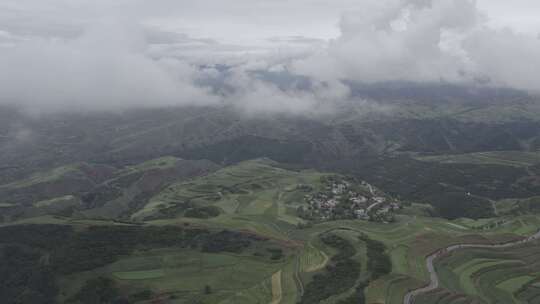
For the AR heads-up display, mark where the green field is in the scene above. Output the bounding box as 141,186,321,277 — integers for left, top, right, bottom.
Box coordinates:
34,195,78,208
0,164,85,189
3,159,540,304
134,159,328,239
6,209,540,304
113,269,165,280
415,151,540,167
424,241,540,304
118,156,181,173
497,275,535,294
56,248,291,304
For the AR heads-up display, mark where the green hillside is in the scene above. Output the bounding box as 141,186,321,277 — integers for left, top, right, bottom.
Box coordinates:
2,158,539,304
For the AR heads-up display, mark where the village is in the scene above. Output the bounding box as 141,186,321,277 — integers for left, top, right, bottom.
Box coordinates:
297,176,400,223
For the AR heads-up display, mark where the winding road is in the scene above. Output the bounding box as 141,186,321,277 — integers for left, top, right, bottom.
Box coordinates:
403,229,540,304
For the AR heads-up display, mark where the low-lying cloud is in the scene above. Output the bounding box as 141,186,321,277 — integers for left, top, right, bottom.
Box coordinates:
292,0,540,92
0,21,218,112
0,0,539,114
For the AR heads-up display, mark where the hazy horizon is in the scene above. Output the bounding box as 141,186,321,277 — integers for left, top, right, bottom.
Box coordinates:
1,0,540,114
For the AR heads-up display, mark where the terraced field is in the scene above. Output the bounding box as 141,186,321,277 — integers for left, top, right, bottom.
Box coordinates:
298,242,329,273
2,159,540,304
138,159,328,239
4,200,537,304
455,215,540,236
55,244,295,304
0,164,85,189
288,214,540,304
409,232,540,304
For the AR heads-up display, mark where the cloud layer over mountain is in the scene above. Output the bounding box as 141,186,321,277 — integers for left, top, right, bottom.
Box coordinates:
0,0,539,113
293,0,540,92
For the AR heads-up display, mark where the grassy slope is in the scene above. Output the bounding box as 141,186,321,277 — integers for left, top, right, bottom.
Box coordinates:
430,241,540,304
0,164,85,189
57,249,290,304
10,207,540,304
139,159,327,238
415,151,540,167
3,159,540,304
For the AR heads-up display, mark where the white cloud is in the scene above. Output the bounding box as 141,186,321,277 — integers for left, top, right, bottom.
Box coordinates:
291,0,540,92
224,67,350,116
0,0,539,114
463,27,540,91
0,20,218,111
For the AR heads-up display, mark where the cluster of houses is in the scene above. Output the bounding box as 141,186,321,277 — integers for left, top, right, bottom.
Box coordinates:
298,177,400,223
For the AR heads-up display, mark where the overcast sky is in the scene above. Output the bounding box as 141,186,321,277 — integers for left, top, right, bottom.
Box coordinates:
1,0,539,113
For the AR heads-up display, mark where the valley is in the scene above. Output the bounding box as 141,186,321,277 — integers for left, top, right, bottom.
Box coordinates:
2,155,540,304
2,1,540,302
2,91,540,304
